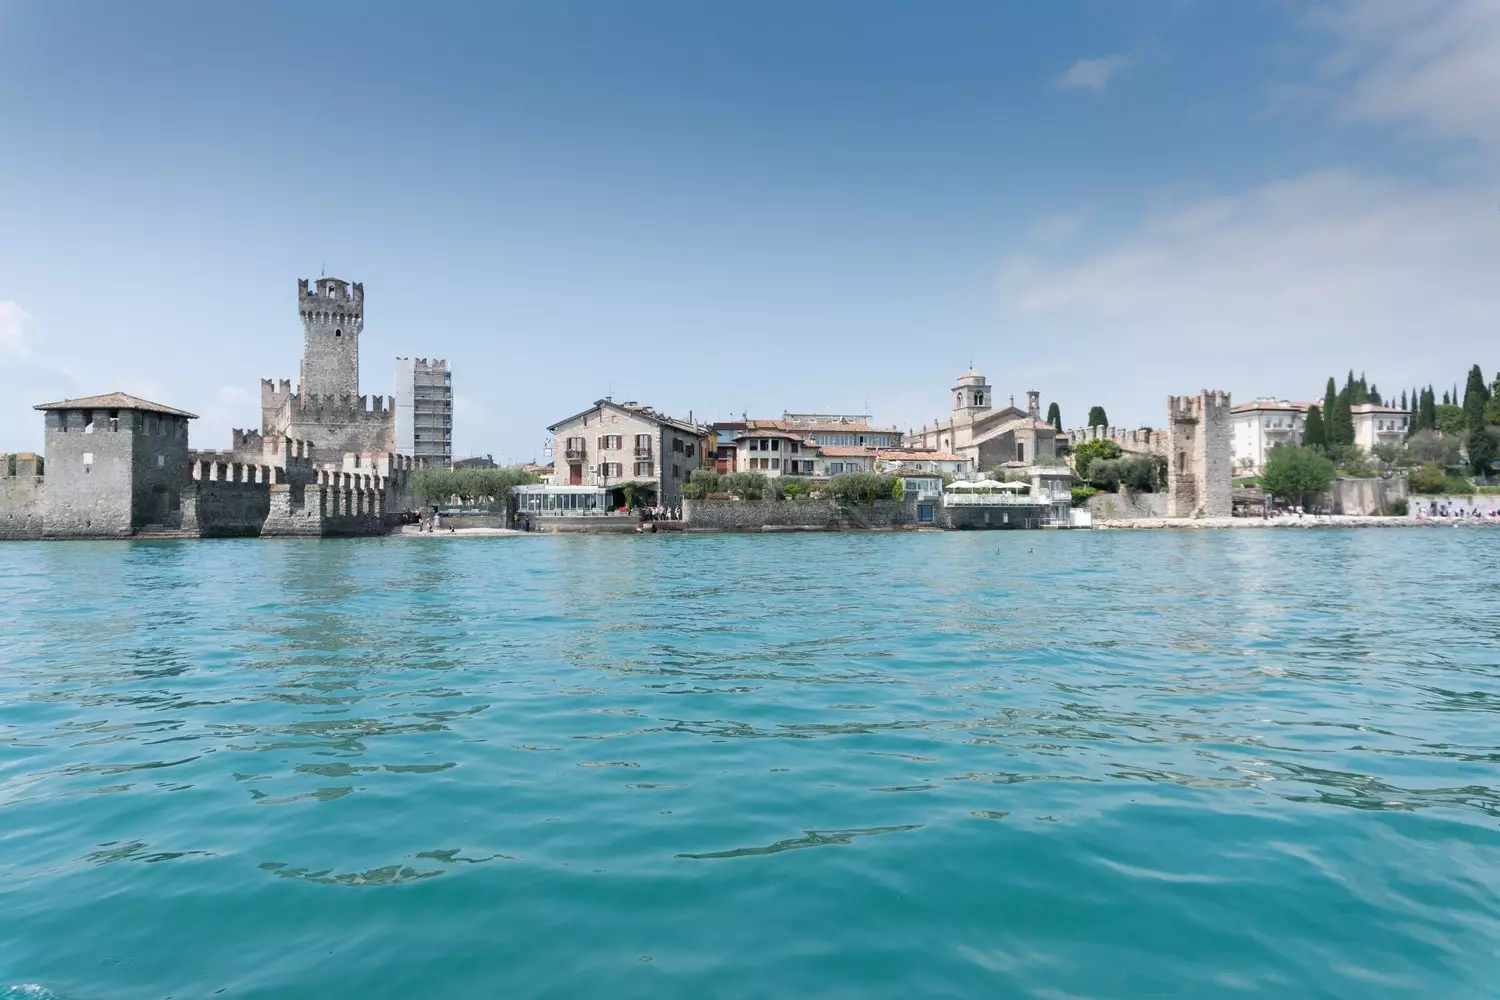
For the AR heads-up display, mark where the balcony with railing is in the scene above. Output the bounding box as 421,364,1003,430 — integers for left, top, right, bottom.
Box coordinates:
564,447,587,461
634,446,653,458
944,493,1049,506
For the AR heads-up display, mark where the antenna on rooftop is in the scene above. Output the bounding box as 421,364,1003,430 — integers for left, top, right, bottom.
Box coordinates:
320,261,325,277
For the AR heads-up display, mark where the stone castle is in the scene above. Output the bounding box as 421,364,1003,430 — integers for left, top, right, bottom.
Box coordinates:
247,277,397,465
1064,391,1232,518
0,277,428,540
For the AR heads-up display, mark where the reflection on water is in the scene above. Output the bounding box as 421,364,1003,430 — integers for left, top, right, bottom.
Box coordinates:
2,531,1500,999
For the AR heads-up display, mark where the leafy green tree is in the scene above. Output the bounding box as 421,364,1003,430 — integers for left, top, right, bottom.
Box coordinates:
1260,445,1335,508
1405,429,1460,467
682,469,721,499
1071,438,1121,481
1435,404,1465,437
770,476,813,500
1408,462,1449,494
1302,404,1326,450
1087,455,1164,492
720,472,768,501
1463,363,1495,475
1329,445,1374,478
1371,442,1404,469
890,478,905,502
411,466,538,508
1046,402,1062,431
1087,406,1109,428
828,472,897,504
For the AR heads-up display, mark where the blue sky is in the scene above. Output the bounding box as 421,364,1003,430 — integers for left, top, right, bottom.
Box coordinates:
2,0,1497,460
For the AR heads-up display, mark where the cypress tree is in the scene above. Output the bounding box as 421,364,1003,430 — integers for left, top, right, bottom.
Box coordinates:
1369,383,1380,406
1356,373,1369,404
1420,386,1437,431
1303,404,1326,450
1332,387,1354,446
1046,402,1062,432
1442,389,1450,406
1399,389,1407,411
1464,364,1494,475
1322,377,1338,433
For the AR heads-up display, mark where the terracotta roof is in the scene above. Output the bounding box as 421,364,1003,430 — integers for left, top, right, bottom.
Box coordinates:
33,392,197,418
877,450,965,462
818,445,874,457
1230,399,1312,414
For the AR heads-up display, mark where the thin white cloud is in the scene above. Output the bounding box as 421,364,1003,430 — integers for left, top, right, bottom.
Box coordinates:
0,300,36,358
1000,170,1500,413
1032,210,1089,244
1053,54,1132,92
1314,0,1500,150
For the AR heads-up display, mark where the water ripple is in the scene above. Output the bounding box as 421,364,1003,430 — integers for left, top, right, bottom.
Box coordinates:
2,532,1499,998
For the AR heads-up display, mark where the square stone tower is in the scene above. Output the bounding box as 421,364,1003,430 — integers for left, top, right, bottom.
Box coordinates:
298,277,363,397
1167,390,1232,517
33,393,196,536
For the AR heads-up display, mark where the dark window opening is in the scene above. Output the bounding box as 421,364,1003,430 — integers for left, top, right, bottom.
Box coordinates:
335,329,342,337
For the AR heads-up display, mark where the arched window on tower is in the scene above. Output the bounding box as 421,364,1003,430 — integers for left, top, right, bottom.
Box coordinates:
335,329,342,338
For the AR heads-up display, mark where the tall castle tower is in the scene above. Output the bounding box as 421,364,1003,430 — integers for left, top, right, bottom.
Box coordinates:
1167,390,1232,517
298,277,364,397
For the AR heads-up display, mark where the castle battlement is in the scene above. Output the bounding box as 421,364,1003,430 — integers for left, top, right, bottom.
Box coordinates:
295,393,391,416
298,277,364,305
1065,425,1167,455
1168,390,1232,423
2,453,44,480
188,455,280,485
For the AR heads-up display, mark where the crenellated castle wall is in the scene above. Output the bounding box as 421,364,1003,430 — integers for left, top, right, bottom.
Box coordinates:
1064,425,1167,456
0,453,45,540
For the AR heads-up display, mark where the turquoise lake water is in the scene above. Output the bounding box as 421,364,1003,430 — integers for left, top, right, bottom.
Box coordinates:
2,530,1498,999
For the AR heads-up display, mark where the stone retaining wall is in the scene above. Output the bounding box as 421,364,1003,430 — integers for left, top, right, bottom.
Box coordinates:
1087,491,1171,520
684,497,922,531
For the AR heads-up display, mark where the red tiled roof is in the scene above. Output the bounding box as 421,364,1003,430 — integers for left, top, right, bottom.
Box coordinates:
1230,399,1313,414
818,445,874,457
876,450,965,462
34,392,198,418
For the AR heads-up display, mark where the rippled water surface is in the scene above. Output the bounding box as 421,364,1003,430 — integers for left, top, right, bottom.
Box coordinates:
3,531,1499,998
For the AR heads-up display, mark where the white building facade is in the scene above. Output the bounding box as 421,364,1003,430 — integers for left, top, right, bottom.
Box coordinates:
1230,398,1308,475
1351,404,1410,452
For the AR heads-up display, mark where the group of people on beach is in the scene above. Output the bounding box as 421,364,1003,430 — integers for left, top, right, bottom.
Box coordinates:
1415,502,1499,520
640,505,680,522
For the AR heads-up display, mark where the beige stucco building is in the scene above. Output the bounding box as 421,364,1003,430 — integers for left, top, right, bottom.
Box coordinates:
1351,403,1410,453
547,399,710,508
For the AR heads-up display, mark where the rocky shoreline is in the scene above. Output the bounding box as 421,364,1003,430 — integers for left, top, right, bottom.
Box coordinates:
1095,515,1493,530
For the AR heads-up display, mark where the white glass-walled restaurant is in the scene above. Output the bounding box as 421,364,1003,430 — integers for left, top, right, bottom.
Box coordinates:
513,484,609,514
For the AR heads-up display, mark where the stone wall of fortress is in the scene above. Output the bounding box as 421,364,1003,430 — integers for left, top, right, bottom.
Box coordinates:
1064,425,1167,456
